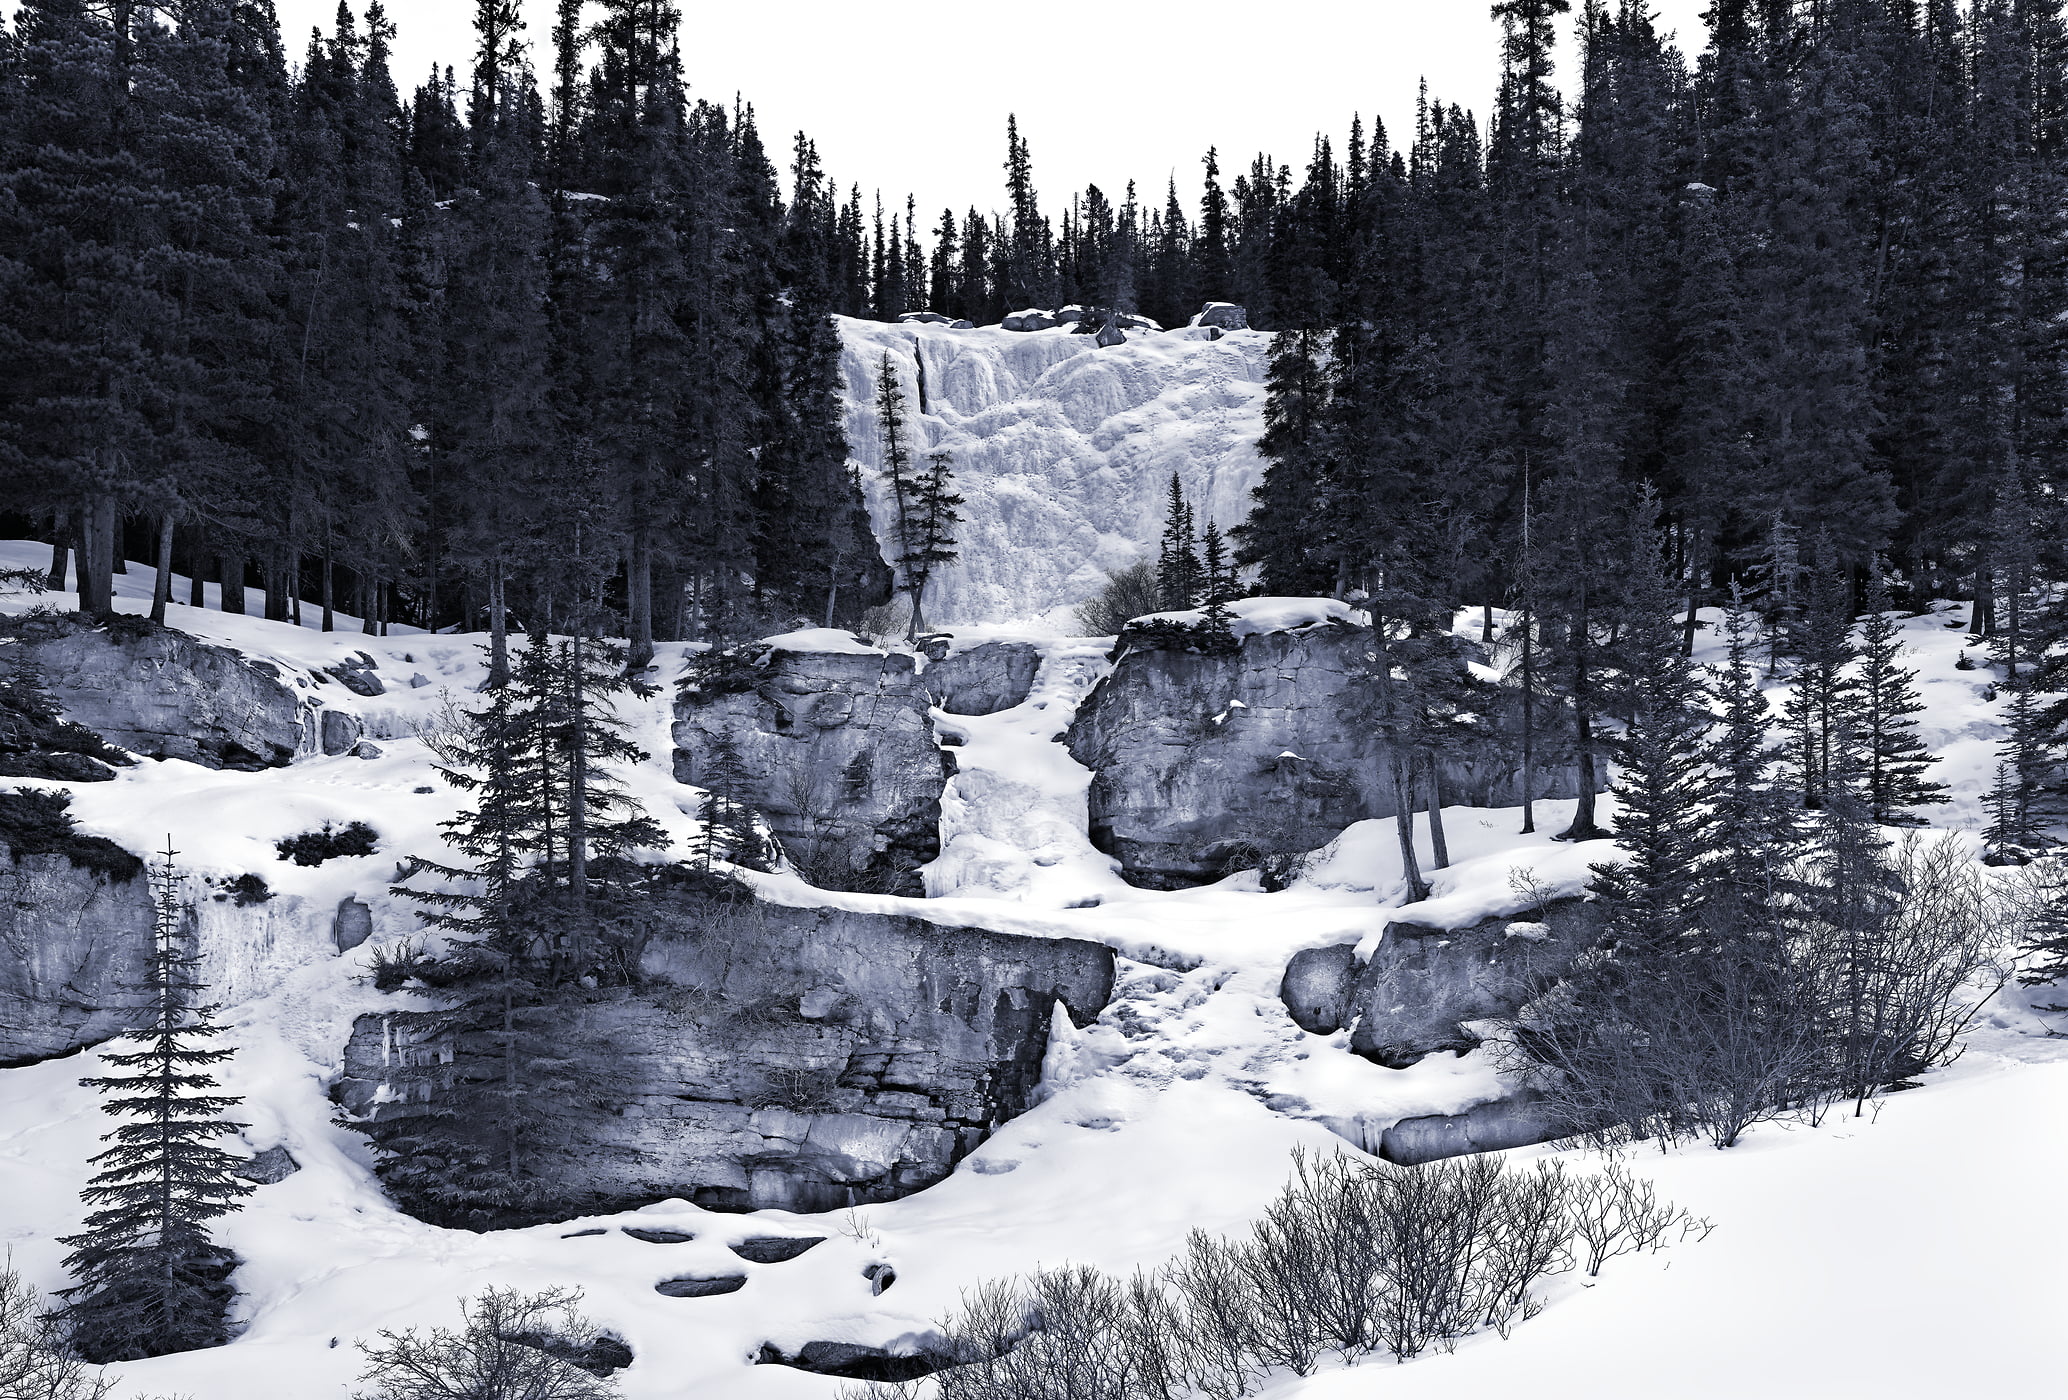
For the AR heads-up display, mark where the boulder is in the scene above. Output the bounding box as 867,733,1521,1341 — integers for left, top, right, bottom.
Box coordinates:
948,319,975,330
1115,313,1162,332
1095,320,1127,348
1196,302,1249,330
1064,619,1575,887
1279,942,1361,1035
0,840,153,1064
332,896,374,952
4,613,307,770
1001,310,1059,332
323,653,385,696
337,895,1115,1219
673,641,947,894
923,642,1042,716
319,708,363,756
234,1145,301,1184
897,311,955,325
1379,1091,1563,1166
1344,899,1604,1068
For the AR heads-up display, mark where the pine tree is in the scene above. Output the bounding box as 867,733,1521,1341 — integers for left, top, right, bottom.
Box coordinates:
1855,572,1948,825
61,843,251,1363
1705,597,1801,919
1155,473,1201,610
695,728,770,872
1199,520,1237,637
897,451,963,642
1587,508,1715,954
1781,568,1859,810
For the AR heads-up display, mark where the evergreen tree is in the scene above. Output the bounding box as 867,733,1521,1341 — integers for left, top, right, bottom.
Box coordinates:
1855,572,1948,825
897,451,963,642
1155,473,1201,610
1198,520,1237,637
61,843,251,1362
1705,597,1802,919
694,728,770,872
1781,568,1860,810
1587,509,1715,954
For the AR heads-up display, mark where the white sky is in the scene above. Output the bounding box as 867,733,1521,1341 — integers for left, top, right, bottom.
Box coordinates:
278,0,1714,216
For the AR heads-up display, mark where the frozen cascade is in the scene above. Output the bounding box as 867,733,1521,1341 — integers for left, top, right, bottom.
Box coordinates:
839,317,1271,626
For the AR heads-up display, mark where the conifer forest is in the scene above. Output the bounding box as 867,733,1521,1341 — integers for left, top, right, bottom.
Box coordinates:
2,3,2068,1398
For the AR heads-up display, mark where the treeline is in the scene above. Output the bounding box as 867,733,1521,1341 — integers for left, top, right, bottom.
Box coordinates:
0,0,890,654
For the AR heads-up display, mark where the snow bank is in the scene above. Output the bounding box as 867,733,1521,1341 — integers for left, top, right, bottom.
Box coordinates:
1133,595,1362,639
840,316,1271,627
759,626,885,656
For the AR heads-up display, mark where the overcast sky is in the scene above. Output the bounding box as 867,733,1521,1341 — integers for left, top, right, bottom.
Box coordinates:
275,0,1714,216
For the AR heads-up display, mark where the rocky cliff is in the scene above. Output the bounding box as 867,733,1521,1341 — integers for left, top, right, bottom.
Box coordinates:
1064,619,1576,887
922,641,1042,716
673,638,948,894
4,613,309,769
0,840,153,1064
337,896,1115,1218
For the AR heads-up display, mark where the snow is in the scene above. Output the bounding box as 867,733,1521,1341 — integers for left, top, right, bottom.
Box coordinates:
1,548,2062,1397
759,627,886,657
839,316,1271,628
1131,595,1363,639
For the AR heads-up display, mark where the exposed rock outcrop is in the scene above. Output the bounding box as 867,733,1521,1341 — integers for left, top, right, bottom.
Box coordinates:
0,840,152,1064
1282,898,1606,1068
673,641,947,894
1196,302,1249,330
1064,619,1575,887
923,642,1042,716
1378,1091,1562,1166
4,613,307,770
337,896,1115,1218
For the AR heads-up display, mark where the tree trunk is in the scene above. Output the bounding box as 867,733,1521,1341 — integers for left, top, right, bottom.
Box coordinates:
264,550,289,622
1481,602,1495,644
1423,754,1450,870
188,534,208,608
149,514,173,625
627,531,654,673
1557,608,1605,841
1391,750,1428,903
77,494,115,616
46,511,69,590
486,562,510,689
221,552,246,615
320,556,335,632
1519,606,1536,834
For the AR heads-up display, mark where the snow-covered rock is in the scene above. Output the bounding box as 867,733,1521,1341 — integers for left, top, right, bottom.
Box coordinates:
338,897,1114,1220
839,316,1269,625
0,842,152,1062
922,641,1043,716
673,643,946,894
1194,301,1249,330
1065,619,1576,887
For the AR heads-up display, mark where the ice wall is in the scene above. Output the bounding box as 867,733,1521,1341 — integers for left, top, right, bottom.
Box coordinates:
839,318,1271,627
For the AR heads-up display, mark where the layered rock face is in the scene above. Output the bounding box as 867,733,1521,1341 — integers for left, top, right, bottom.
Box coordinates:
338,898,1115,1217
0,843,152,1064
1065,621,1574,887
1281,898,1605,1069
673,643,947,894
5,613,307,769
923,641,1042,716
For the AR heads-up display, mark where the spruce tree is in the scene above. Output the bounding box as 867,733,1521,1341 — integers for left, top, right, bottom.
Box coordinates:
897,451,963,642
695,728,770,872
1156,474,1201,610
1587,512,1715,954
1198,521,1237,637
1855,572,1947,825
1705,598,1801,919
1781,568,1860,810
61,843,251,1363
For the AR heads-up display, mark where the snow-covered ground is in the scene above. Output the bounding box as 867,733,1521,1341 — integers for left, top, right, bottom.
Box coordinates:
839,317,1270,627
1,547,2062,1397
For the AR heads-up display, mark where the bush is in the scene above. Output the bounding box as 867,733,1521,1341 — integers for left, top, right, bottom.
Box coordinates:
0,1261,115,1400
1074,563,1162,637
275,820,379,866
0,788,142,882
217,873,273,907
841,1150,1706,1400
354,1286,622,1400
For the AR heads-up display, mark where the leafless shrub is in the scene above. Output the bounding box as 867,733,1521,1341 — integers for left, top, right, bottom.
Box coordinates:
1075,563,1162,638
842,1152,1703,1399
1565,1156,1706,1277
0,1261,114,1400
407,690,475,766
354,1286,619,1400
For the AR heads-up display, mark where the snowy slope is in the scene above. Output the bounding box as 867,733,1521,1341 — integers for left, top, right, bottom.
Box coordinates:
838,318,1271,627
1,552,2062,1397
